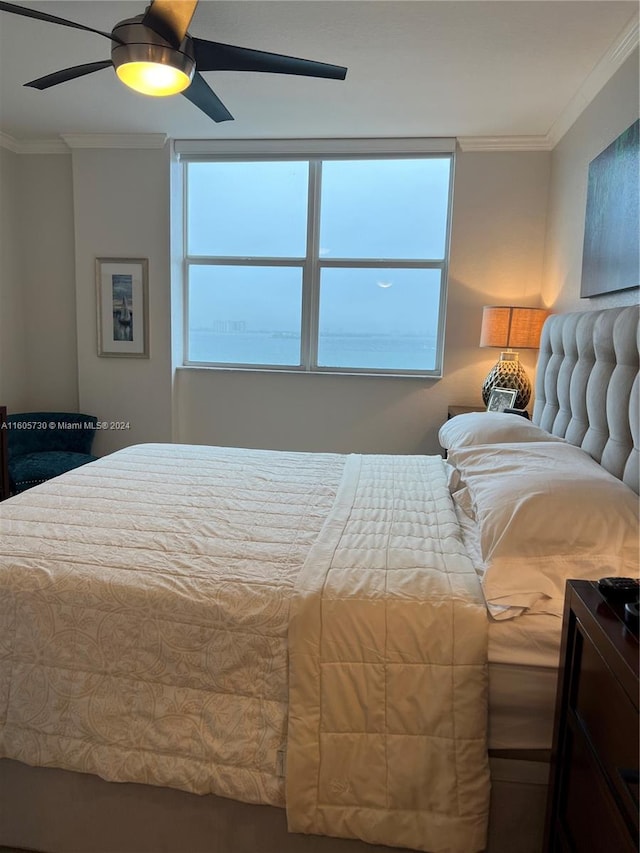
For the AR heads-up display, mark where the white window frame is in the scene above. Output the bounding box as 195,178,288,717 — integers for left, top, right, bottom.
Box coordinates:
176,138,456,378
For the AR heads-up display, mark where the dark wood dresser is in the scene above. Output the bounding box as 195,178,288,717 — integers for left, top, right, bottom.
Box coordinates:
544,580,639,852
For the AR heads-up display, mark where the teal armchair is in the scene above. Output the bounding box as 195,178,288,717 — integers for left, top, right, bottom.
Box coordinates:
7,412,98,495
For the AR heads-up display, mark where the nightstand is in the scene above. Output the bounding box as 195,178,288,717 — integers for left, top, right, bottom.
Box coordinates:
447,405,485,419
543,580,639,852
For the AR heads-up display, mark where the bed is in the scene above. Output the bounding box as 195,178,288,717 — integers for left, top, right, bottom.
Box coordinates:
0,304,638,853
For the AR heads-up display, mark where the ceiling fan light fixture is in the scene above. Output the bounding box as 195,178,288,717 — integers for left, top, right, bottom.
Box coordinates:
116,60,192,96
111,22,195,97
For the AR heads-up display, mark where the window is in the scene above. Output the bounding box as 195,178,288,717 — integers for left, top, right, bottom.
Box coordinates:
181,143,454,376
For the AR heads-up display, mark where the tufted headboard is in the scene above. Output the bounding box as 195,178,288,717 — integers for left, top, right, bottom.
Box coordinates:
532,305,639,494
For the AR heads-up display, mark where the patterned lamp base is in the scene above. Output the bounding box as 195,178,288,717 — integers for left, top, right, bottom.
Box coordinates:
482,354,531,409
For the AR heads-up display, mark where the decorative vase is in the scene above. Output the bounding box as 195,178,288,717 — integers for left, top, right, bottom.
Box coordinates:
481,352,531,409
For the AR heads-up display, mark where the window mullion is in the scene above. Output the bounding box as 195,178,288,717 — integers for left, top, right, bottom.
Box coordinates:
301,160,322,370
318,259,444,269
183,163,191,363
185,256,303,267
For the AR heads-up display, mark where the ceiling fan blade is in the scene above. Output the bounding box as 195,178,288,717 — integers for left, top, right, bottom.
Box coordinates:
25,60,113,91
192,38,347,80
0,1,118,42
141,0,199,48
182,71,233,122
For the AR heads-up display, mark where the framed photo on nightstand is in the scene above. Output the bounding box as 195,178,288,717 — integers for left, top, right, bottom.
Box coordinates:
487,387,517,413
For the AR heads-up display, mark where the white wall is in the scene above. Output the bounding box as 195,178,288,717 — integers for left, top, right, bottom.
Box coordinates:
176,149,551,455
70,145,173,455
542,48,640,312
0,149,78,414
20,154,78,410
0,147,28,411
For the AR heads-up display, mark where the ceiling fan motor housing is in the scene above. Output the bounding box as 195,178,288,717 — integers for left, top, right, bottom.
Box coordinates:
111,16,196,86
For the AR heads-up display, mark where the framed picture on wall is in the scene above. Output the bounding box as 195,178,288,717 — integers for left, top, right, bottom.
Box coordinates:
581,119,639,297
486,387,517,413
96,258,149,357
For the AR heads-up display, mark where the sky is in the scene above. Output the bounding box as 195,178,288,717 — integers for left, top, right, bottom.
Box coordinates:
186,157,451,348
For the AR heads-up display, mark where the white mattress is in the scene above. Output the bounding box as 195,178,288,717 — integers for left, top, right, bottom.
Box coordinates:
453,496,562,750
487,610,561,749
487,608,562,669
487,662,558,750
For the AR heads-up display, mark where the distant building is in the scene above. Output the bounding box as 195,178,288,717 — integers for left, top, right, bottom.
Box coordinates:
211,320,246,333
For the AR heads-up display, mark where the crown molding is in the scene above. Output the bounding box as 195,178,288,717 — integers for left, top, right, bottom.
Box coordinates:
611,15,640,65
60,133,167,149
0,132,69,154
0,132,20,153
1,131,169,152
546,14,639,148
3,129,550,156
457,135,552,152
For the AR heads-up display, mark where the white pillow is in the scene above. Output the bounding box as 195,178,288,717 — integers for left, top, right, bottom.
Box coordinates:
439,411,562,451
448,441,639,618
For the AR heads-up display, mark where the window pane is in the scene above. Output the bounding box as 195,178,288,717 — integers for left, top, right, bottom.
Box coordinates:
317,267,441,371
319,158,450,260
188,265,302,365
187,161,308,257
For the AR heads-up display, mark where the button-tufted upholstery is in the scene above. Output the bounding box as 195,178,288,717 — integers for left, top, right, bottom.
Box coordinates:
532,306,639,493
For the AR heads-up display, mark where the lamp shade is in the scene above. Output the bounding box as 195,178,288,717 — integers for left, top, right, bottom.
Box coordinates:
480,306,549,349
479,305,550,409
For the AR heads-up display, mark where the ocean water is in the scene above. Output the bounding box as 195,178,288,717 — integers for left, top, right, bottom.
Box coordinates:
188,330,437,371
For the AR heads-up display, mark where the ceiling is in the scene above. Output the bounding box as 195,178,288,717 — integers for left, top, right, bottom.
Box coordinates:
0,1,637,144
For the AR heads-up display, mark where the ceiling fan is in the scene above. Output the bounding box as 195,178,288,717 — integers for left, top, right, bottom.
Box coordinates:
0,0,347,122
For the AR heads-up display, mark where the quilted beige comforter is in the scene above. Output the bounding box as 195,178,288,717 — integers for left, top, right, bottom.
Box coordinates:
0,443,488,852
287,454,489,852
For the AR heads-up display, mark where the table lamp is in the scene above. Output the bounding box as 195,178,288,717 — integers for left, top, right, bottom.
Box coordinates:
480,306,549,409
